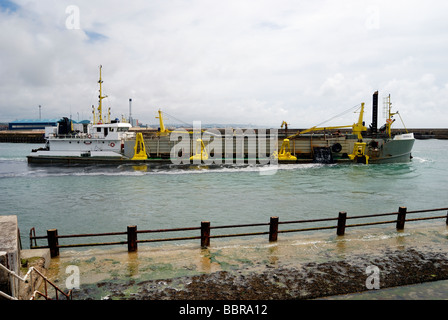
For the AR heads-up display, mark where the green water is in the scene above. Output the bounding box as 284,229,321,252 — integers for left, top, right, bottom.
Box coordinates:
2,139,448,300
0,139,447,245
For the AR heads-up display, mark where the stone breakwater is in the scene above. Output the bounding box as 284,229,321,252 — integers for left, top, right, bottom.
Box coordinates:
0,130,45,143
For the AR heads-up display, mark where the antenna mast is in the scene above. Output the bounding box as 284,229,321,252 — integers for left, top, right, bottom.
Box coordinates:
97,65,108,124
383,94,397,137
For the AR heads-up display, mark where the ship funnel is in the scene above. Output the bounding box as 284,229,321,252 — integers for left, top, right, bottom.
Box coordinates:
129,98,132,126
371,91,378,134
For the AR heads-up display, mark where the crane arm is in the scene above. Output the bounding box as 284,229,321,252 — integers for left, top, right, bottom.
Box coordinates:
286,103,367,140
286,125,352,139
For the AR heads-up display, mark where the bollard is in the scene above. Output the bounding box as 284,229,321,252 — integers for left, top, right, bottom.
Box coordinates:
336,212,347,236
201,221,210,248
396,207,407,230
269,217,279,242
127,225,137,252
47,229,59,257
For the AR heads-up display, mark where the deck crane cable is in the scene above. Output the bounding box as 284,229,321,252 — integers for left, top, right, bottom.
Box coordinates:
159,110,192,128
313,103,362,128
158,110,224,138
286,103,363,140
396,111,409,133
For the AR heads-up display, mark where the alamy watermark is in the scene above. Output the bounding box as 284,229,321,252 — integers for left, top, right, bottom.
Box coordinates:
65,265,80,290
365,265,380,290
365,6,380,30
169,122,279,174
65,5,80,30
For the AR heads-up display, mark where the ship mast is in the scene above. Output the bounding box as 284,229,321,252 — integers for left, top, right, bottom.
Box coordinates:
384,94,396,138
97,65,108,124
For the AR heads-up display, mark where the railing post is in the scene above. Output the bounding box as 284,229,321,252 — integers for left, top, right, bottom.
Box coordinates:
446,211,448,225
127,225,137,252
337,211,347,236
269,216,279,242
396,207,407,230
47,229,59,258
29,227,37,249
201,221,210,248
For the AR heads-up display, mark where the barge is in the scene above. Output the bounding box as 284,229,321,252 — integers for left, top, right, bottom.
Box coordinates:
27,67,414,166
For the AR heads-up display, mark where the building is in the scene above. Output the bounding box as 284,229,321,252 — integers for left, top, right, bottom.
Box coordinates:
8,119,91,131
8,119,60,131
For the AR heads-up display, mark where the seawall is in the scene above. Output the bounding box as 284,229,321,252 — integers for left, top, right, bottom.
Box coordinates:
0,130,45,143
0,216,21,298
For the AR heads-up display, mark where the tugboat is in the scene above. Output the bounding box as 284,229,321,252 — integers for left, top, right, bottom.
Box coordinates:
27,66,145,165
276,91,415,164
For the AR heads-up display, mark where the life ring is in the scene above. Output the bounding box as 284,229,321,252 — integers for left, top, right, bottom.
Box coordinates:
87,134,92,139
331,143,342,153
369,140,379,148
109,142,115,147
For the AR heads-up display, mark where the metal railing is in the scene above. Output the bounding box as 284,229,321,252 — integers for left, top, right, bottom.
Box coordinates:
47,131,136,140
29,206,448,258
0,262,72,300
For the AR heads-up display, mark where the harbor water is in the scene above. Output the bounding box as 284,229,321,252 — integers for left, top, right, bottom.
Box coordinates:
1,139,448,300
1,139,447,241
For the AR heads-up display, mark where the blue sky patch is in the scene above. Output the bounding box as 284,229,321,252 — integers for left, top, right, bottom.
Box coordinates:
0,0,19,12
85,30,108,42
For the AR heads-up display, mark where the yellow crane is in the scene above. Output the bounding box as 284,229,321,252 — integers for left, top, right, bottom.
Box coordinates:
286,103,367,141
156,109,170,136
190,139,209,161
279,103,369,163
131,132,148,160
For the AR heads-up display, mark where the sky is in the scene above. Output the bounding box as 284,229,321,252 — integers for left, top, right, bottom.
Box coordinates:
1,0,447,128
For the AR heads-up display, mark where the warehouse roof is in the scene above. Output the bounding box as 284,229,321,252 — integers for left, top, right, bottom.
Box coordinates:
9,119,90,124
9,119,60,124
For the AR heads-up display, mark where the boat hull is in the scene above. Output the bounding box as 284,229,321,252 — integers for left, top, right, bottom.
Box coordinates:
27,133,415,166
367,137,415,164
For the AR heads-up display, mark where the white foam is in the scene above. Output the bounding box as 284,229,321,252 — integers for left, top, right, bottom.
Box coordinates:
412,156,432,163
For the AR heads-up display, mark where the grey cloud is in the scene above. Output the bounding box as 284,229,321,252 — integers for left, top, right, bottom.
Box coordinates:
1,0,447,128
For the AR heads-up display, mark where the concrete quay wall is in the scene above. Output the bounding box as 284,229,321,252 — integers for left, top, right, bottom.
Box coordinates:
0,216,21,298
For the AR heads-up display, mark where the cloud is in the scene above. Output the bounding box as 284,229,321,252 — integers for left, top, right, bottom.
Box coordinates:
1,0,448,129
